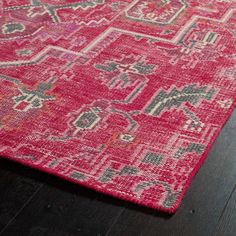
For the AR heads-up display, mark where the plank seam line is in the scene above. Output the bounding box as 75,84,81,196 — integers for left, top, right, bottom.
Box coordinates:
0,184,44,235
211,183,236,236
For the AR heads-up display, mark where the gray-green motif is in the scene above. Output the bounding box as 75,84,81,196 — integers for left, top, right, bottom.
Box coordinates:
2,23,25,34
145,84,215,116
70,172,86,181
95,58,155,88
13,77,56,111
4,0,104,23
99,166,139,183
174,142,205,159
96,61,155,75
74,110,100,130
72,107,102,133
135,180,179,208
142,152,163,166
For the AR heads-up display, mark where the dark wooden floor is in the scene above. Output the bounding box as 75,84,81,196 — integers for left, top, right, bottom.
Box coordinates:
0,111,236,236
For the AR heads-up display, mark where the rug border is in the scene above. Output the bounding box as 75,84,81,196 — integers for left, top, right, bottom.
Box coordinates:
0,100,235,214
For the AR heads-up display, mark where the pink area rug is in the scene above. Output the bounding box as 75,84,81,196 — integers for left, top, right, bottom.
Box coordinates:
0,0,236,213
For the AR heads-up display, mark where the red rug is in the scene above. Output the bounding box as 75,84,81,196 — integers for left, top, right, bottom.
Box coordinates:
0,0,236,213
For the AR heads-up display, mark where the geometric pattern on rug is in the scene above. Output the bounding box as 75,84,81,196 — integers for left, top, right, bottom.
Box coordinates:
0,0,236,213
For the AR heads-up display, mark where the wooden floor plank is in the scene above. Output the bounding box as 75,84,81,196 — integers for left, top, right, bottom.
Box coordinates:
0,159,43,233
106,110,236,236
0,166,125,236
213,184,236,236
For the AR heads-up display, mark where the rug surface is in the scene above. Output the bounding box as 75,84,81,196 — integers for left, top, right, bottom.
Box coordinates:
0,0,236,213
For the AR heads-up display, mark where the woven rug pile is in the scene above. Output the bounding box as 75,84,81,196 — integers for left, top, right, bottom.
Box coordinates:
0,0,236,213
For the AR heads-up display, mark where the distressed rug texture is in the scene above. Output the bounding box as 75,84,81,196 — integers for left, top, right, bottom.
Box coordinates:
0,0,236,213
